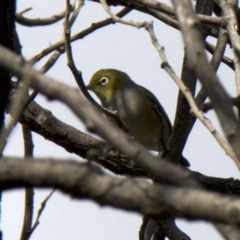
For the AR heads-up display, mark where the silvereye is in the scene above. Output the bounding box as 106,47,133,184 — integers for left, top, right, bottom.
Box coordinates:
87,69,189,167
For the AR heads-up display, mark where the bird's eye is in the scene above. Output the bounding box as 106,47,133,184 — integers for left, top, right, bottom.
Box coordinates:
99,77,108,86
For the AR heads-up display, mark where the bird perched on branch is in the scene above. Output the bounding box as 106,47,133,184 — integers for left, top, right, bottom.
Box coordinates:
87,68,189,167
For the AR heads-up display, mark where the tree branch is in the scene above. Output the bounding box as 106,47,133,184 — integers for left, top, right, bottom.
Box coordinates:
1,158,240,225
172,0,240,166
29,7,131,64
16,5,74,26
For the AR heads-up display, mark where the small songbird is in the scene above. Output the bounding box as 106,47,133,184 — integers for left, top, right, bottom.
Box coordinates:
86,69,189,167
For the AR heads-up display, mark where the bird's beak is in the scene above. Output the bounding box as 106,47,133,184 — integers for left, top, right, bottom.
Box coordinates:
86,84,93,90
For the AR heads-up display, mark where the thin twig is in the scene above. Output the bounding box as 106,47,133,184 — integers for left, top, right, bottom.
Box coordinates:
69,0,84,27
125,0,175,16
196,28,229,104
27,190,55,238
100,0,147,28
206,41,234,70
29,7,131,64
16,5,74,26
201,96,240,113
23,50,63,109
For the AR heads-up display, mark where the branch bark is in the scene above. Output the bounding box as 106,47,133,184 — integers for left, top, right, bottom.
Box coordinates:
1,158,240,226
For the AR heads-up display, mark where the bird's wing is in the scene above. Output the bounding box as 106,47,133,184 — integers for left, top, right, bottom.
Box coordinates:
140,86,171,131
138,85,172,152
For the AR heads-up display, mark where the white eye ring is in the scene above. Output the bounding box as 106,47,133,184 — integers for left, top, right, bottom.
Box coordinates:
100,77,109,86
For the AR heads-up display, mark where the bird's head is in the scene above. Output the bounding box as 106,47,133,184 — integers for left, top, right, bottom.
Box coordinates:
86,69,131,102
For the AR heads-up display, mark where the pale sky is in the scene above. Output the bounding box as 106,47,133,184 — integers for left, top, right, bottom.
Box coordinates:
2,1,239,239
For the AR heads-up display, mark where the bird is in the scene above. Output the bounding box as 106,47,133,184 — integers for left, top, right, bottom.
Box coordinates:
86,68,189,167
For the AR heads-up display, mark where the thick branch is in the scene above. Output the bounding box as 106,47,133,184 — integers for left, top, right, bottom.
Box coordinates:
1,158,240,225
19,96,240,196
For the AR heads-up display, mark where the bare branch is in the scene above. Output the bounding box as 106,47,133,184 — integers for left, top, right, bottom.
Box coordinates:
20,127,34,240
206,41,234,70
215,223,240,240
69,0,84,27
29,7,131,64
127,0,227,27
28,190,55,238
100,0,147,28
18,94,240,197
171,0,240,165
215,0,240,55
1,158,240,225
20,99,147,177
196,28,229,104
20,186,34,240
16,5,74,26
126,0,175,16
216,0,240,120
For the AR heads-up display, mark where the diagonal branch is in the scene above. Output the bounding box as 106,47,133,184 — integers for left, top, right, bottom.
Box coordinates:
145,22,239,168
16,5,74,26
29,7,131,64
171,0,240,166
